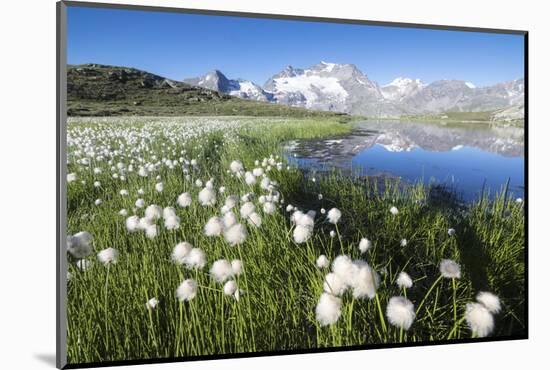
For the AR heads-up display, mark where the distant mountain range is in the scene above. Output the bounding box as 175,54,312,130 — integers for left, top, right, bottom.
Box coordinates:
184,61,524,117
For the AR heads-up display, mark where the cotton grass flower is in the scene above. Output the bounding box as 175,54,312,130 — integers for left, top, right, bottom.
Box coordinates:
223,280,238,296
358,238,372,253
323,273,346,296
351,261,379,299
390,206,399,215
198,187,216,206
210,259,234,282
316,255,329,269
229,160,244,173
440,259,461,279
97,248,118,265
245,172,256,185
164,215,180,230
67,231,93,259
247,212,262,227
448,228,456,236
396,272,413,289
223,211,238,228
145,205,162,220
135,198,145,208
386,296,416,331
176,279,198,302
171,242,192,265
125,215,140,232
224,223,247,246
231,260,243,276
240,202,255,218
155,182,164,192
177,192,192,208
400,238,408,247
262,202,276,215
145,297,159,310
293,225,312,244
315,293,342,326
185,248,206,269
204,216,224,236
465,302,494,337
327,208,342,224
225,195,239,209
67,173,77,183
145,225,158,239
476,291,501,314
94,199,102,206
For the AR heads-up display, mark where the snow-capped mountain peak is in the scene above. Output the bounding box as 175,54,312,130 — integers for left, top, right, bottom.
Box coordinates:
465,81,476,89
381,77,426,101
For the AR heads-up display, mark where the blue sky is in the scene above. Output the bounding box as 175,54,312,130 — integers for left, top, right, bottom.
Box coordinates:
67,6,524,87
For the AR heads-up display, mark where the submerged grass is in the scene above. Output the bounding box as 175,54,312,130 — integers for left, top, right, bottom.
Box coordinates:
66,116,525,364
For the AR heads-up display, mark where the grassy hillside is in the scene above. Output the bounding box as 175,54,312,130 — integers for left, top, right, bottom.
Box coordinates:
67,64,349,119
400,110,524,126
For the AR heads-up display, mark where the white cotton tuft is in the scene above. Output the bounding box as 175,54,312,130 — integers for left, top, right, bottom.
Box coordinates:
315,293,342,326
223,211,238,228
171,242,192,264
224,223,247,246
225,195,239,209
240,202,255,218
164,215,180,230
97,247,118,265
327,208,342,224
396,271,413,289
135,198,145,208
198,187,216,206
351,260,379,299
230,160,244,173
263,202,277,215
231,259,243,276
247,212,262,227
210,259,234,282
358,238,372,253
440,259,461,279
177,192,192,208
323,273,346,296
476,291,501,314
293,225,312,244
245,172,256,185
125,216,140,232
331,255,355,286
186,248,206,269
316,255,329,269
465,302,494,337
119,209,128,216
67,231,93,259
155,182,164,192
252,167,264,177
146,297,159,310
204,216,224,236
176,279,198,301
390,206,399,215
386,296,416,330
145,224,158,239
145,205,162,220
223,280,238,296
286,204,294,212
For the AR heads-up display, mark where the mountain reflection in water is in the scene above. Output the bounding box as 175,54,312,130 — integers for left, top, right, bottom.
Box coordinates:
286,120,524,200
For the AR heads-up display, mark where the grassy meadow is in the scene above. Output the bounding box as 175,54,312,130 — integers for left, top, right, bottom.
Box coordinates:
65,116,525,364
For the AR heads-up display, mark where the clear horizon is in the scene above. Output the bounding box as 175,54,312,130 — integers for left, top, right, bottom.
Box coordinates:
67,6,525,87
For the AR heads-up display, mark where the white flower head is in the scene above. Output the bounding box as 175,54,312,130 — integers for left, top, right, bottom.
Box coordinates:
223,280,238,296
145,204,162,220
67,231,93,259
448,228,456,236
225,195,239,209
186,248,206,269
230,160,244,173
400,238,408,247
210,259,234,283
293,224,312,244
351,260,379,299
198,187,216,206
327,208,342,224
224,223,247,246
358,238,372,253
390,206,399,215
386,296,416,330
204,216,224,236
223,211,238,229
164,215,180,230
177,192,192,208
465,302,494,337
155,182,164,192
315,293,342,326
263,202,276,215
440,259,461,279
240,202,255,218
146,297,159,310
247,212,262,227
135,198,145,208
323,273,346,296
316,255,329,269
125,215,140,232
145,224,158,239
396,271,413,289
231,259,243,276
97,247,118,265
176,279,198,301
476,291,501,314
172,242,192,264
